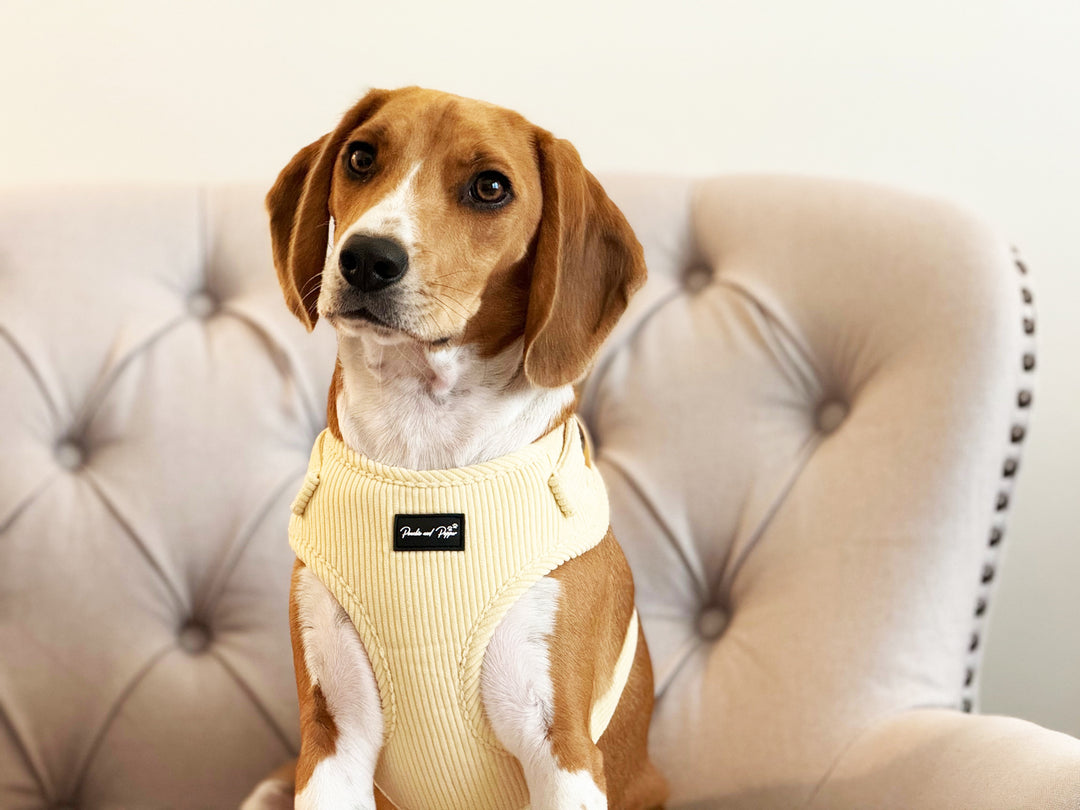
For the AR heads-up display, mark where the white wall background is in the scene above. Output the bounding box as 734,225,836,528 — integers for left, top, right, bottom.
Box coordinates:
2,0,1078,738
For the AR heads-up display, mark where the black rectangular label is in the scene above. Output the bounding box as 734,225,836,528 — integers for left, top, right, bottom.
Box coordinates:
393,513,465,551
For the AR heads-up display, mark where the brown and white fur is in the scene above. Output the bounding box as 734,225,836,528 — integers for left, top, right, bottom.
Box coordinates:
241,87,667,810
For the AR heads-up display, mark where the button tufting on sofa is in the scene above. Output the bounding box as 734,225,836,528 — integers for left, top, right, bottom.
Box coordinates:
815,400,849,434
697,606,729,641
188,289,217,319
178,620,212,654
683,266,712,293
55,439,85,471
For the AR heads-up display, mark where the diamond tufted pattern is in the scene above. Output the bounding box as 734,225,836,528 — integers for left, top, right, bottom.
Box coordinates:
0,187,334,809
3,178,1079,809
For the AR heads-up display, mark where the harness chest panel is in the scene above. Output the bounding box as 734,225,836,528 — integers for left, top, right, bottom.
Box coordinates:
289,420,624,810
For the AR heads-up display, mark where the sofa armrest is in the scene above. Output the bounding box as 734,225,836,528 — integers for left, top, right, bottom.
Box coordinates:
592,175,1051,807
808,709,1080,809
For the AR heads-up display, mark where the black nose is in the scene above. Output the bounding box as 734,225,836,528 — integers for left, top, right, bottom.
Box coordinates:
338,234,409,292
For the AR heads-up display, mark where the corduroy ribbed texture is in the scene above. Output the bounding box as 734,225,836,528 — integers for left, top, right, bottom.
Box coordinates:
289,419,613,810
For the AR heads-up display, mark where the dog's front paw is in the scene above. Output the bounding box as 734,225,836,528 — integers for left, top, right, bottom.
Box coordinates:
294,775,376,810
531,768,608,810
295,791,376,810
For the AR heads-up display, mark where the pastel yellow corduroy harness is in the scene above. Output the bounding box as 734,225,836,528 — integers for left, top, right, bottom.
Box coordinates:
288,419,638,810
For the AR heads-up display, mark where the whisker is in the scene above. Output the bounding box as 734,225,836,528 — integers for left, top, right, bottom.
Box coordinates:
373,341,385,401
424,287,470,310
428,292,470,321
394,343,429,378
428,268,470,282
423,312,443,344
420,289,471,320
297,273,322,304
430,281,473,297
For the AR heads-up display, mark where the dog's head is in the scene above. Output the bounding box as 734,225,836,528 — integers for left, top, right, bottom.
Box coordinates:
267,86,645,388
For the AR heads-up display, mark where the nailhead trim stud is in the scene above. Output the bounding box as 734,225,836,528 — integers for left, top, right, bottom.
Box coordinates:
961,248,1036,712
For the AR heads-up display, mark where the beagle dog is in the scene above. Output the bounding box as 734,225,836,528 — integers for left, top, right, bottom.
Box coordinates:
242,87,667,810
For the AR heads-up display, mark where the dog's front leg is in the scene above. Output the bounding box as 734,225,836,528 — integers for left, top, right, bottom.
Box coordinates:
481,575,608,810
291,561,384,810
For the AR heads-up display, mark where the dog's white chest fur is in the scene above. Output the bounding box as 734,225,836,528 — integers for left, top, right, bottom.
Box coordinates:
336,332,574,470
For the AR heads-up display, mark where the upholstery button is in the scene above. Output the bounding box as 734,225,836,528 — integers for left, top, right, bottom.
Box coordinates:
55,440,84,471
188,290,217,318
697,606,728,640
684,267,712,293
178,620,211,654
989,526,1003,546
816,400,848,434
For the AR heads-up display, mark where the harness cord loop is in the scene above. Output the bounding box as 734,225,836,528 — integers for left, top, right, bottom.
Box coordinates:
548,417,589,517
548,472,575,517
291,472,320,516
578,420,595,468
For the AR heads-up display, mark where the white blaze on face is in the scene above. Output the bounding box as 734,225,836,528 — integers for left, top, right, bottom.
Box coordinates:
342,161,422,250
319,161,425,326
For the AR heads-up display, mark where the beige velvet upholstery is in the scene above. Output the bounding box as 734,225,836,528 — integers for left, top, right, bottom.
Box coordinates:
2,177,1077,809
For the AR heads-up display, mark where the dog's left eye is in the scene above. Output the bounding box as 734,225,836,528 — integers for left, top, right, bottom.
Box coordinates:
345,142,377,177
468,171,512,207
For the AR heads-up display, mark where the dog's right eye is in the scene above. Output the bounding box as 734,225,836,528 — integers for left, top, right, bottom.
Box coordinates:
345,142,377,177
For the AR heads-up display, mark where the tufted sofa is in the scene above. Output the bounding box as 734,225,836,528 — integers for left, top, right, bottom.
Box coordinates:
2,176,1079,810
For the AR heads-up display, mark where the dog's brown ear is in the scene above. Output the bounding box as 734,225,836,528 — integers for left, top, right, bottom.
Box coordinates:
522,131,647,388
267,89,391,330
